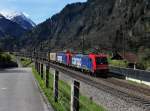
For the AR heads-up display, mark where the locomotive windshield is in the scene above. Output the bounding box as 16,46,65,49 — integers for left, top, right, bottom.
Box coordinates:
96,57,108,65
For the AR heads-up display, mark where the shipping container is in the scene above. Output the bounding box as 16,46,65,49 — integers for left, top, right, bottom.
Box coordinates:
50,53,57,61
71,54,83,68
56,52,67,64
81,55,93,72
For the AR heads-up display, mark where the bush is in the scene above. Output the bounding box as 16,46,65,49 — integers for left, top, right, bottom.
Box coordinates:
138,48,150,70
136,63,146,70
0,53,11,62
21,58,25,61
20,57,32,67
0,52,18,68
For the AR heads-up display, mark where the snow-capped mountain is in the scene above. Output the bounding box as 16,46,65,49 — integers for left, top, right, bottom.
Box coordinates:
0,11,36,30
0,10,35,38
0,14,27,38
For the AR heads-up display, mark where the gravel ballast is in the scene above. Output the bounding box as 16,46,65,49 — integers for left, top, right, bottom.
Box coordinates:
49,68,147,111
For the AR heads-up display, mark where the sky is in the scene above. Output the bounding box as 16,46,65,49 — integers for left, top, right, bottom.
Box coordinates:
0,0,87,24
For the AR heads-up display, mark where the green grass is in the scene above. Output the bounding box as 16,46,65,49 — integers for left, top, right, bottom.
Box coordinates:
108,59,128,68
79,95,105,111
32,66,106,111
20,57,32,67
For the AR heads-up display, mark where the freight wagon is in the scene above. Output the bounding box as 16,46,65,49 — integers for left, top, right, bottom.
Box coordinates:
56,52,71,65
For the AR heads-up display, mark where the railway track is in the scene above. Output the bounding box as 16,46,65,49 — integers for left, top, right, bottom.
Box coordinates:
42,60,150,110
104,77,150,97
23,57,150,110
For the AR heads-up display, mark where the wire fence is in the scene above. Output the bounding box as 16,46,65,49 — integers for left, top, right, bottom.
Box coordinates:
33,65,105,111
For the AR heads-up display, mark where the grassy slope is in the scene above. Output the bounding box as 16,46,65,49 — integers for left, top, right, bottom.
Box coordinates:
32,67,106,111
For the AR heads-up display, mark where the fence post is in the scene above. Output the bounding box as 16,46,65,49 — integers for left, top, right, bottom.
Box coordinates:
35,61,37,71
53,70,59,102
38,62,40,74
36,62,38,71
71,80,80,111
46,64,50,88
40,63,44,79
37,62,39,73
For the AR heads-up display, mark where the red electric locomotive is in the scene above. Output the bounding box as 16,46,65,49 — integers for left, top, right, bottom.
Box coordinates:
71,53,109,76
89,53,109,74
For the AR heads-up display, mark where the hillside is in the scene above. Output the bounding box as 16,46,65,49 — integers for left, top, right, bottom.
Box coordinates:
15,0,150,52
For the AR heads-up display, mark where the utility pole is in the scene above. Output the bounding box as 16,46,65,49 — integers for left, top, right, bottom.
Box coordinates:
124,0,128,59
48,19,52,53
82,35,85,54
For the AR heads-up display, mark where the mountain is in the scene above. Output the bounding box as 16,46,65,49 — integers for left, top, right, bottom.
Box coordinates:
0,14,5,37
21,0,149,53
0,11,36,50
0,15,26,38
1,11,36,30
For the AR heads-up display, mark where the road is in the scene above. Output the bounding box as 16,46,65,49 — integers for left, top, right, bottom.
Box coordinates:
0,68,53,111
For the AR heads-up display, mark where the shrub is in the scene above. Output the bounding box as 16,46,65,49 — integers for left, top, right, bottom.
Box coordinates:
138,48,150,70
0,53,12,62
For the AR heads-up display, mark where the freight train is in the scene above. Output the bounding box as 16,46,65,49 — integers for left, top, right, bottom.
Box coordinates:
35,51,109,77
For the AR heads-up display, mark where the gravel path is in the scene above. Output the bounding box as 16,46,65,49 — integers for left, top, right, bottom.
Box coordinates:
49,68,147,111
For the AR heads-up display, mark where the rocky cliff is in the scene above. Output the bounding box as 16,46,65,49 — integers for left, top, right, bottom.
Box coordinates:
21,0,150,52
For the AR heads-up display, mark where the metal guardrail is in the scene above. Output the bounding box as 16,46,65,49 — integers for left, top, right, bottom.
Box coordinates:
109,66,150,82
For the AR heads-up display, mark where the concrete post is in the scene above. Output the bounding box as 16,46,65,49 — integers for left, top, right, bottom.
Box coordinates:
40,63,44,79
134,62,136,70
71,80,80,111
46,64,50,88
53,70,59,102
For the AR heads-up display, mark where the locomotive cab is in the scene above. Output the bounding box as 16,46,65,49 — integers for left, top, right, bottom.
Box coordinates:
95,56,108,73
89,54,109,74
